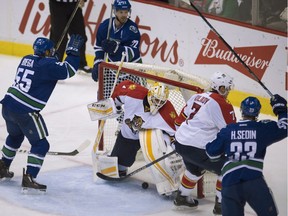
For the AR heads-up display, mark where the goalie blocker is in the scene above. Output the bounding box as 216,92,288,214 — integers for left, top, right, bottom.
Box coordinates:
95,129,184,196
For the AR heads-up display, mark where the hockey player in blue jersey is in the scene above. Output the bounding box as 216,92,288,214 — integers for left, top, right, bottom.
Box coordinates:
92,0,143,135
206,95,287,216
0,34,84,192
92,0,142,82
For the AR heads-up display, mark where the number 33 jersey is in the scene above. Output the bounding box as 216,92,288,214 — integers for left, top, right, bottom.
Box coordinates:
206,118,287,186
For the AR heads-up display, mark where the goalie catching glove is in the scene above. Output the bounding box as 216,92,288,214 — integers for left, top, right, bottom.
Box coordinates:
87,98,123,121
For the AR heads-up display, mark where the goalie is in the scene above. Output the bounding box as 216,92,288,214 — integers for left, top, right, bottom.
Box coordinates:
92,80,184,196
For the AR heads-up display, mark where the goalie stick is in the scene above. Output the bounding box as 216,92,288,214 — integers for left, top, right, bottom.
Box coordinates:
189,0,273,98
96,150,176,181
18,139,90,156
91,52,126,181
104,1,114,62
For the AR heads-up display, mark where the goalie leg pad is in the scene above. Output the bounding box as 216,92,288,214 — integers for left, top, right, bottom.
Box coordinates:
139,129,185,196
96,155,120,178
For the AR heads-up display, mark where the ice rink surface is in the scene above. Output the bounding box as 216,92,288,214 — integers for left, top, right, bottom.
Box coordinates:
0,54,287,216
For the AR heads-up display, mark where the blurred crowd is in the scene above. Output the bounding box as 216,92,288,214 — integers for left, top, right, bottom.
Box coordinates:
155,0,287,33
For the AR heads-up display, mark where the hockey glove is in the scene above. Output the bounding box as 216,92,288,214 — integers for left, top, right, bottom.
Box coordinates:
66,34,84,56
270,94,287,115
92,63,99,82
101,39,120,55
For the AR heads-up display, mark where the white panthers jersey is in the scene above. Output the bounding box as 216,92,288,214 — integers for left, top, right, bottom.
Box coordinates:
175,91,236,149
111,80,177,140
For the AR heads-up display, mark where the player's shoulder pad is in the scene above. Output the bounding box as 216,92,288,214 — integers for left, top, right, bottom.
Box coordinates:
259,119,273,124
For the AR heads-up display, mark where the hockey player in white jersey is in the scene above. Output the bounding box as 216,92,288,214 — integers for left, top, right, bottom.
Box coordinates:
0,35,84,192
94,80,184,195
173,72,236,214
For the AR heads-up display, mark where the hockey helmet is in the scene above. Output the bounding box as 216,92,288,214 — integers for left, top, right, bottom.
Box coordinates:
113,0,131,11
147,82,169,115
210,72,234,96
33,37,55,57
240,96,261,117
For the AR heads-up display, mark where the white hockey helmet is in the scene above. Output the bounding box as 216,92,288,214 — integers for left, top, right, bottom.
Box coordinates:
147,82,169,115
210,72,234,97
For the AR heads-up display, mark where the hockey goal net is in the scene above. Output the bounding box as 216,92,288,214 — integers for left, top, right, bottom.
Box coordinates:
97,61,216,198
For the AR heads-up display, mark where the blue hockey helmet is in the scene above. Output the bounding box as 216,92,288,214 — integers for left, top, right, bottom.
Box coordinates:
240,97,261,117
113,0,131,11
33,37,55,56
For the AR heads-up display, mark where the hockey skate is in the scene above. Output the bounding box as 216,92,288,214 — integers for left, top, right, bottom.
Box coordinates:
21,168,47,194
78,65,92,75
213,196,222,215
173,190,198,210
119,169,127,177
0,160,14,180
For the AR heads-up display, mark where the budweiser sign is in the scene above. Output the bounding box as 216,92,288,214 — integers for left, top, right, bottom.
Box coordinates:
195,31,277,80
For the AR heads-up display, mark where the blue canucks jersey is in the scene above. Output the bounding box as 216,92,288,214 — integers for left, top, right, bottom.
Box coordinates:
94,17,142,64
0,54,80,113
206,113,288,187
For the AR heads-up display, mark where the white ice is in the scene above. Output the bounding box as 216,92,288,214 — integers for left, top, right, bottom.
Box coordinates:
0,54,287,216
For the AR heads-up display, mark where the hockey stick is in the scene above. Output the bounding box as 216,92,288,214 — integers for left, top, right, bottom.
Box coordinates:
18,139,91,156
55,0,82,51
96,150,177,181
91,52,126,181
189,0,273,98
104,1,114,62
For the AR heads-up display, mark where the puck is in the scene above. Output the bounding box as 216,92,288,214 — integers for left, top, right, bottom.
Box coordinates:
142,182,149,189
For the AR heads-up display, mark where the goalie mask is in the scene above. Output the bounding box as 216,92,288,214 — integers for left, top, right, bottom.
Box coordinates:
33,37,55,57
240,96,261,118
210,72,234,97
147,82,169,115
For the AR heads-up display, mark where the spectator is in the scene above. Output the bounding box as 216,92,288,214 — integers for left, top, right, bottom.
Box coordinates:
49,0,92,74
261,0,287,32
238,0,252,22
205,0,240,20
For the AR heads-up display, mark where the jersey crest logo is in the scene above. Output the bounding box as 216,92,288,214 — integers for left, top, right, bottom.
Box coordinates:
128,84,136,90
169,111,177,119
125,114,145,134
129,25,138,34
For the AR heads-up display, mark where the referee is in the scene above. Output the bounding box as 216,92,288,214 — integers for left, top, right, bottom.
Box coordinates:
49,0,92,74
